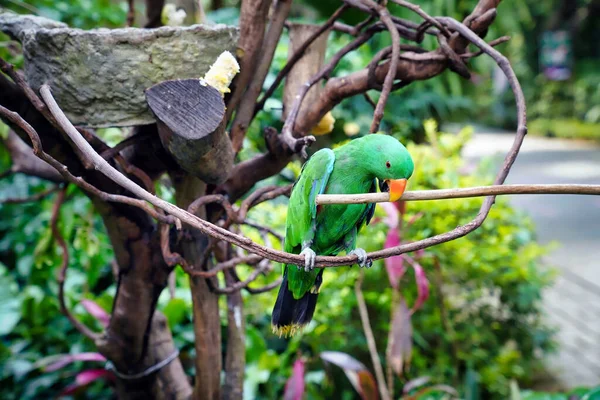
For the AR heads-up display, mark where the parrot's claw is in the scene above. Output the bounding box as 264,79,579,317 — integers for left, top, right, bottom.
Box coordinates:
300,248,317,272
349,248,372,268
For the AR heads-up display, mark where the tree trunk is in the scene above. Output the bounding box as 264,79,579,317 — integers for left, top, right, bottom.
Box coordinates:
173,175,223,400
94,199,192,399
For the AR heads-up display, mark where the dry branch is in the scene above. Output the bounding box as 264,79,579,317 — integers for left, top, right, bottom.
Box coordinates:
255,5,348,117
355,270,390,400
316,184,600,205
25,2,568,272
51,186,100,341
0,105,173,224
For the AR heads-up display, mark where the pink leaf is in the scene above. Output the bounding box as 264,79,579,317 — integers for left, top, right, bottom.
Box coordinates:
45,352,106,372
386,297,412,376
283,358,305,400
81,299,110,327
379,202,399,229
59,369,113,397
413,249,426,259
402,376,431,394
384,230,405,289
410,262,430,314
320,351,379,400
380,202,405,288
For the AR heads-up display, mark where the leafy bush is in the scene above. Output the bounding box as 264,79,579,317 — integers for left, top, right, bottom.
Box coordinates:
243,122,556,399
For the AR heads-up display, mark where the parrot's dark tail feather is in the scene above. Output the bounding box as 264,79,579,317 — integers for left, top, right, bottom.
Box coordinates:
271,268,322,337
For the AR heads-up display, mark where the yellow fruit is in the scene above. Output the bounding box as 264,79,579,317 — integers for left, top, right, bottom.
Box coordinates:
311,111,335,136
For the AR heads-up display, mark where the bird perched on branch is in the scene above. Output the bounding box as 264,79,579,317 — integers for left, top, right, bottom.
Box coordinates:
272,134,414,337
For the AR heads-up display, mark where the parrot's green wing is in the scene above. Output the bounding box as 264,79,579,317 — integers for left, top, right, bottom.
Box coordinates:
284,148,335,299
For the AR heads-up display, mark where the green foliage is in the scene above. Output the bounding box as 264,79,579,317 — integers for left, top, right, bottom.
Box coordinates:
1,0,127,29
519,385,600,400
243,122,555,399
527,61,600,140
529,119,600,141
0,165,116,399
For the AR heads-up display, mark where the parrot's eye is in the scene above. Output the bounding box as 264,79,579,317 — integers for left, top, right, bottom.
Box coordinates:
386,161,391,169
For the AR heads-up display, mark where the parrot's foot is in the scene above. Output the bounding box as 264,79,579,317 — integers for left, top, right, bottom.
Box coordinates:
349,248,372,268
300,247,317,272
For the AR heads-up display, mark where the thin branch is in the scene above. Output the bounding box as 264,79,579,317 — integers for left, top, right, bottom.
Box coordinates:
355,270,390,400
360,0,401,133
183,254,263,278
212,263,272,294
241,221,284,242
279,29,377,157
51,186,100,341
0,105,174,224
0,185,60,204
31,16,535,270
160,223,189,268
34,83,527,268
390,0,451,38
100,131,152,160
316,184,600,205
254,4,348,116
461,36,510,58
243,277,282,294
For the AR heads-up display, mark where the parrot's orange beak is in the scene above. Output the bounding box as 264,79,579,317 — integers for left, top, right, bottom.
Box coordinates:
385,179,407,202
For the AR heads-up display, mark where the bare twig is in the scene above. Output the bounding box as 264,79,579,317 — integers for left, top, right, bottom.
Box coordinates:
30,10,545,271
355,270,391,400
242,221,284,242
100,131,151,160
316,184,600,205
254,4,348,116
360,0,401,133
160,223,189,268
244,277,282,294
0,185,60,204
390,0,451,39
213,263,272,294
432,257,459,384
279,28,378,156
461,36,510,58
184,254,263,278
51,186,100,341
0,105,174,224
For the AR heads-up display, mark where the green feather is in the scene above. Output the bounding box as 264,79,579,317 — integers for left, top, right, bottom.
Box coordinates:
282,135,414,300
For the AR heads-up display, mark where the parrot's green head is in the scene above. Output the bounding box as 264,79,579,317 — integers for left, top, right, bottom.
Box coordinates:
353,134,414,201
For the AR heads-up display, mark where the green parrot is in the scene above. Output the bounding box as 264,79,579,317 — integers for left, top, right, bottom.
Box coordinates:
272,134,414,337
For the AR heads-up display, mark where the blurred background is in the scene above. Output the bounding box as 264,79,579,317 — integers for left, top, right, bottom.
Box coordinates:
0,0,598,399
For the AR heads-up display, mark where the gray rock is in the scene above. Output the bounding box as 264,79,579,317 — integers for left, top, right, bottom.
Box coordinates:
0,13,238,127
0,13,67,40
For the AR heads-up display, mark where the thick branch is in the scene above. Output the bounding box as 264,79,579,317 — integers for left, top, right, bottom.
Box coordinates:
1,130,64,182
225,0,271,122
230,0,293,152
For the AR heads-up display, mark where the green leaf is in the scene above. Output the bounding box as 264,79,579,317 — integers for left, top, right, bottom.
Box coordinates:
163,298,188,330
0,263,22,335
